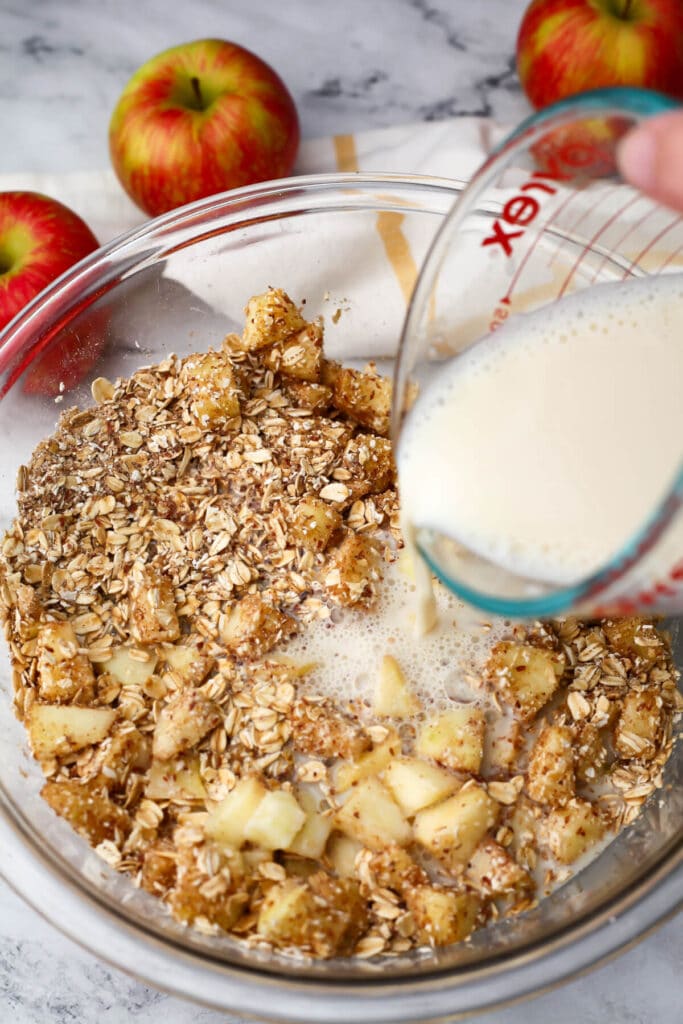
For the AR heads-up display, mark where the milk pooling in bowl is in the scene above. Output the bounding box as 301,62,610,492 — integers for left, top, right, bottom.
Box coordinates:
398,274,683,606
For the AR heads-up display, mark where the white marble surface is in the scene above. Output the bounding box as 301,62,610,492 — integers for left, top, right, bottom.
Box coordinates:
0,1,680,1022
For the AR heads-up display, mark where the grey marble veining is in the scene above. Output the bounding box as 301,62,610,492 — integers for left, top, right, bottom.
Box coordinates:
0,1,680,1022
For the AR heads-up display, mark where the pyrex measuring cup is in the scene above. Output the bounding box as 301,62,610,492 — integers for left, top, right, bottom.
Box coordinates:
393,87,683,619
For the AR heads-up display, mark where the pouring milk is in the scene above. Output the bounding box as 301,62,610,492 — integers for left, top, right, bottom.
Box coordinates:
397,274,683,624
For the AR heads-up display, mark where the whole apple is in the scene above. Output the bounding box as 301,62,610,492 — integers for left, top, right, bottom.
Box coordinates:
0,191,102,397
517,0,683,109
109,38,300,217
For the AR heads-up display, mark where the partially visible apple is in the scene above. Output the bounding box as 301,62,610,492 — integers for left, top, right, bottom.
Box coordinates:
0,191,102,396
109,38,300,217
517,0,683,109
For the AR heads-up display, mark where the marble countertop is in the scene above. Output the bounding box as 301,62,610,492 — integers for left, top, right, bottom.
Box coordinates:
0,1,680,1022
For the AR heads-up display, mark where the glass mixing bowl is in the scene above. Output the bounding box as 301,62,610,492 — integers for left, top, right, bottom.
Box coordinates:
0,174,680,1023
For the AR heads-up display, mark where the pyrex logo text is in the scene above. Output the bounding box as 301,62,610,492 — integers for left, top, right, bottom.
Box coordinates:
481,172,557,257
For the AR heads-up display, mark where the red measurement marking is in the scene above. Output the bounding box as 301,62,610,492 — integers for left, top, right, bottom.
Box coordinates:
657,242,683,273
547,183,625,269
557,197,646,298
621,215,683,278
589,199,656,284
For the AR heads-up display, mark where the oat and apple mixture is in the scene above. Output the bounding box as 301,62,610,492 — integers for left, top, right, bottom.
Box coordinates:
1,288,681,959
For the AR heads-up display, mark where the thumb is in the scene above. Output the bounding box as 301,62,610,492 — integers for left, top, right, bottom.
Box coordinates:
617,110,683,213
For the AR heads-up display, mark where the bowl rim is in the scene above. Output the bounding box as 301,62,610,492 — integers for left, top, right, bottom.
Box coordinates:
0,170,680,1021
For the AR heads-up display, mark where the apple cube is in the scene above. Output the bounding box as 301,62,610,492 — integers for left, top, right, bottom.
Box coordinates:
416,705,486,774
466,839,531,896
290,496,341,552
526,723,575,806
334,777,411,851
145,756,206,801
257,874,366,957
283,379,333,412
614,688,663,760
333,729,400,791
291,700,371,762
244,789,306,850
205,776,267,849
331,365,392,435
287,809,333,859
603,617,662,663
168,843,247,932
129,567,180,644
324,533,378,607
162,642,214,688
28,704,117,760
407,885,481,947
141,843,178,896
487,642,565,721
184,351,240,427
104,645,158,687
365,845,428,893
36,620,95,703
152,688,221,761
327,833,363,878
42,777,131,845
414,783,499,871
484,718,521,774
221,593,291,657
342,434,394,498
384,757,460,816
373,655,421,718
241,288,306,351
540,798,606,864
263,322,323,381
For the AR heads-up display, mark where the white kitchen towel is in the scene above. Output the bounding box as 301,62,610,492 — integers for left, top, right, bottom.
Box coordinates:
0,118,504,244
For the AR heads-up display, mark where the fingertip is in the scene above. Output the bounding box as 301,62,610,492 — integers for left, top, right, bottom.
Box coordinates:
617,125,657,192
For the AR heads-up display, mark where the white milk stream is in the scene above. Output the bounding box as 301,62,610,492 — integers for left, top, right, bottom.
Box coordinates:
398,274,683,608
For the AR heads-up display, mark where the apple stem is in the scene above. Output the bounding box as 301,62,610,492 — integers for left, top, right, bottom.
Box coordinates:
621,0,634,17
190,76,204,110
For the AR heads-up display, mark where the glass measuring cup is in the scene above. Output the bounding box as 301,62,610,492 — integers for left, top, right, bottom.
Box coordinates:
393,87,683,619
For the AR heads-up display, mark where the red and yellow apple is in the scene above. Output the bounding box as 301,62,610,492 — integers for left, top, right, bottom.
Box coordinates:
0,191,102,396
109,38,300,217
517,0,683,109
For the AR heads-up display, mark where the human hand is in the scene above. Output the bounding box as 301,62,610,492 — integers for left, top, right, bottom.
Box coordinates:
617,110,683,213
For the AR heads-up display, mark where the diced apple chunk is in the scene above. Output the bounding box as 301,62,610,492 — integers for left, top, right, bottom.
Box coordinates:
257,874,366,957
262,322,323,381
466,839,531,896
291,700,371,762
540,798,605,865
331,365,392,435
603,617,663,663
614,688,663,760
42,777,131,844
335,777,411,851
28,704,117,760
342,434,394,498
416,705,486,774
526,724,575,806
406,886,481,947
205,776,267,849
221,594,291,657
104,646,158,687
384,757,460,816
129,567,180,644
487,642,565,722
414,783,499,871
290,496,341,552
244,789,306,850
484,718,521,774
365,845,428,892
152,688,221,761
333,729,400,791
36,620,95,703
373,655,421,718
287,809,333,859
327,833,363,878
162,642,213,687
145,756,206,801
324,534,379,607
241,288,306,351
183,350,240,427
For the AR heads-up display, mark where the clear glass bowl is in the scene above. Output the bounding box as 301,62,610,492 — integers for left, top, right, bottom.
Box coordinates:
0,174,680,1023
